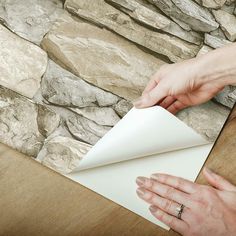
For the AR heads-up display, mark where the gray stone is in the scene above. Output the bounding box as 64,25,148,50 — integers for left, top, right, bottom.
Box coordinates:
214,86,236,108
177,101,230,142
41,60,120,107
64,0,200,62
66,114,111,145
212,10,236,41
210,28,227,39
113,99,133,117
221,2,235,14
147,0,219,32
198,0,226,9
0,86,60,157
197,45,213,57
41,14,165,101
226,0,235,5
0,0,64,45
204,33,231,48
69,106,120,126
37,136,91,174
106,0,202,45
37,104,61,137
0,24,47,99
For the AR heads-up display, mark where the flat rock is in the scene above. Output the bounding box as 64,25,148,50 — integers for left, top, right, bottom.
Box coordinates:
113,99,133,117
177,101,230,142
197,45,213,57
66,114,111,145
37,104,61,137
41,14,165,101
64,0,200,62
41,60,120,107
221,2,236,14
69,106,120,126
0,0,64,45
214,86,236,108
212,10,236,41
210,28,227,39
204,33,231,48
106,0,202,45
198,0,226,9
0,86,60,157
37,136,91,174
147,0,219,32
0,25,47,99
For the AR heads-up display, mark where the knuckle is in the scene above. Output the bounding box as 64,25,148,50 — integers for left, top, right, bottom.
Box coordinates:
162,199,172,212
165,186,175,199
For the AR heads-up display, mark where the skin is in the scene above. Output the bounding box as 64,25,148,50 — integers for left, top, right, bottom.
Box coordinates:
133,43,236,114
134,43,236,235
136,168,236,236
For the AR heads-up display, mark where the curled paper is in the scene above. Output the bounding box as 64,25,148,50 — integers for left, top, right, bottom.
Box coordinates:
66,106,213,230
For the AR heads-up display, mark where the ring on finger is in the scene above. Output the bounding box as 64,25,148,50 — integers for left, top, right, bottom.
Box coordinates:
176,204,185,220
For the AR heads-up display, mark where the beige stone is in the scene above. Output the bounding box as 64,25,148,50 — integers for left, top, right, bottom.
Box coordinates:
41,14,165,101
64,0,200,62
204,33,232,48
213,10,236,41
106,0,202,45
201,0,226,9
177,101,230,142
214,86,236,108
41,60,120,107
37,136,91,174
0,25,47,99
0,86,60,157
197,45,213,57
0,0,64,45
69,106,120,126
113,99,133,117
147,0,219,32
66,114,111,145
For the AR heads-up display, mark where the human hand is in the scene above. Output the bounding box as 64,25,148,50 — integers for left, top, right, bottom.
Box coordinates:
134,42,236,114
136,167,236,236
133,58,225,114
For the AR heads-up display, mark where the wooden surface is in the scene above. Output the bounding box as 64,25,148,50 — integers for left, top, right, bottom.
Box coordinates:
0,105,235,236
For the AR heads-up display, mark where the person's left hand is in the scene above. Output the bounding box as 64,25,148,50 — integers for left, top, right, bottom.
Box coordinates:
136,167,236,236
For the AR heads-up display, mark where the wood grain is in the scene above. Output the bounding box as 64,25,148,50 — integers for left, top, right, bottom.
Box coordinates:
0,105,235,236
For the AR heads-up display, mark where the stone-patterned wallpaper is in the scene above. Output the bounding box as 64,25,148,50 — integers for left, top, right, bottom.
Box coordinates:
0,0,235,174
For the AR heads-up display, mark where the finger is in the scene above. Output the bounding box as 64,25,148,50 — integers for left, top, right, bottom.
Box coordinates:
136,177,192,207
166,100,187,114
203,167,236,192
158,96,176,109
142,78,158,95
136,187,191,221
134,85,167,108
150,173,198,194
149,205,188,234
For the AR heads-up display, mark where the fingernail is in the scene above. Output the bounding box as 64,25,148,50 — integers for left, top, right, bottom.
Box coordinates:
136,176,146,186
149,205,158,213
136,188,146,197
133,97,142,107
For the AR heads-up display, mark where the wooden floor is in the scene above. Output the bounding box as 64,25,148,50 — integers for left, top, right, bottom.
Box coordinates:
0,105,235,236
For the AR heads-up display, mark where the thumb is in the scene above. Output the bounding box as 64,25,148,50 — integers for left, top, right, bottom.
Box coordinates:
133,86,167,108
203,167,236,192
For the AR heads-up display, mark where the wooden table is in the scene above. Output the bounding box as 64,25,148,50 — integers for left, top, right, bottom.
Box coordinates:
0,105,235,236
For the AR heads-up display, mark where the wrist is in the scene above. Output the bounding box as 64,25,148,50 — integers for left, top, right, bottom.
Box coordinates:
195,43,236,87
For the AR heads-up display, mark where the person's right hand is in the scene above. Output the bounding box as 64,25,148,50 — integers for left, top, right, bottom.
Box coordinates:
133,57,225,114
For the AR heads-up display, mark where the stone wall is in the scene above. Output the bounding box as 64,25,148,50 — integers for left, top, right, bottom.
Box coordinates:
0,0,235,174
